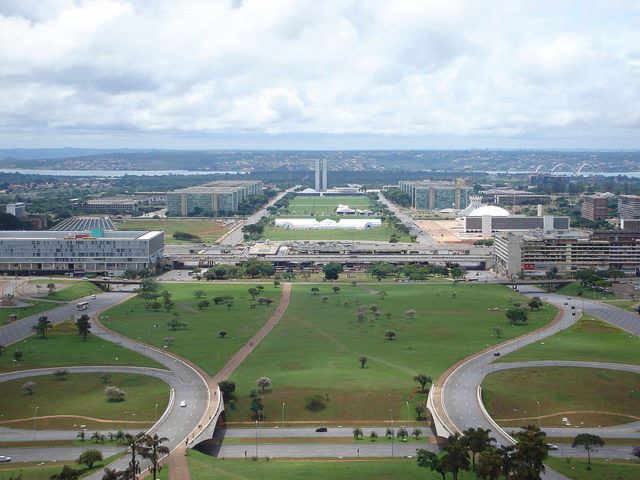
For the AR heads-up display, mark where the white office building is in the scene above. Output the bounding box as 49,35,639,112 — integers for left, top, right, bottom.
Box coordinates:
0,230,164,275
6,202,26,219
314,159,328,192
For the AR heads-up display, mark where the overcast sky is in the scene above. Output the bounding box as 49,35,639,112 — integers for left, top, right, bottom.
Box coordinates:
0,0,639,149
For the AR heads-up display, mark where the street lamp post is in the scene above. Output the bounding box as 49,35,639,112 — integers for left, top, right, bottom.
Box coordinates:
390,409,394,458
34,406,39,441
536,401,541,428
405,401,410,423
155,403,159,420
255,417,259,459
281,403,285,439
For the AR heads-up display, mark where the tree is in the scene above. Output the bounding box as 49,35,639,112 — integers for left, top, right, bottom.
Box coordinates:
332,286,341,294
140,433,170,480
475,447,503,480
77,431,85,442
194,290,207,299
413,374,433,393
257,297,274,306
572,433,604,464
273,279,281,288
54,369,68,381
397,427,408,441
462,427,495,469
505,307,528,325
100,374,112,384
493,325,502,338
257,376,272,392
49,465,80,480
250,396,264,419
417,449,446,480
527,296,543,311
197,300,210,310
13,350,23,362
512,424,548,478
167,317,187,330
385,427,394,439
137,278,160,303
378,290,387,300
75,314,92,341
369,262,396,281
358,355,368,368
321,295,329,304
33,315,52,338
415,404,426,420
77,448,103,468
104,386,126,402
322,262,344,281
22,381,36,395
218,330,227,338
101,468,122,480
412,428,423,439
384,330,397,341
218,380,236,402
47,283,56,295
370,431,378,442
441,432,471,480
123,432,145,480
404,309,416,319
632,445,640,460
450,265,465,280
305,394,327,411
353,427,363,439
248,287,259,300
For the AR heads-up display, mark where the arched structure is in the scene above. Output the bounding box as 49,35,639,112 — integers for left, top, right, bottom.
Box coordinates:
576,163,595,174
550,163,575,174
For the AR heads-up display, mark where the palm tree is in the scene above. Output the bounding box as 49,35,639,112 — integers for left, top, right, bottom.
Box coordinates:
475,447,503,480
32,315,52,338
462,427,495,468
123,432,146,480
441,432,471,480
413,374,433,393
90,431,102,443
140,433,170,480
512,424,549,479
101,468,123,480
77,431,85,442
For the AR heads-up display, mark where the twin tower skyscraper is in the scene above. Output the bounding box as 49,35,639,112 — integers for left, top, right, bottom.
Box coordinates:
314,159,328,192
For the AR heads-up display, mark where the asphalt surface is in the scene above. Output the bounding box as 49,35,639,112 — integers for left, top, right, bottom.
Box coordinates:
374,194,436,244
220,426,435,439
0,446,125,463
216,443,439,459
0,291,211,479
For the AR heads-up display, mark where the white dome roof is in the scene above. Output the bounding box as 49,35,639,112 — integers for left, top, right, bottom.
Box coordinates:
467,205,511,217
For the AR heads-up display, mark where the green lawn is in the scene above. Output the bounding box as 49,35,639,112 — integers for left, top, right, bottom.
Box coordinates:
118,218,230,244
0,321,163,373
482,367,640,427
33,280,102,302
262,222,411,242
545,456,640,480
0,300,52,326
0,453,122,480
0,372,169,430
556,282,614,300
162,452,478,480
284,196,372,216
603,299,639,312
496,315,640,365
226,283,556,423
102,283,278,375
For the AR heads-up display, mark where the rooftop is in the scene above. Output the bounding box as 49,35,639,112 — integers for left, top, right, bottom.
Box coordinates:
0,230,162,240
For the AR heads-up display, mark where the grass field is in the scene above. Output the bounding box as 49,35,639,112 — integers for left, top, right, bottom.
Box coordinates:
284,196,372,217
261,222,412,242
226,283,556,423
556,282,615,300
482,367,640,427
545,456,640,480
496,315,640,365
603,299,639,312
32,280,102,302
102,283,278,375
118,218,230,244
161,453,478,480
0,372,169,430
0,321,162,373
0,300,51,326
0,454,122,480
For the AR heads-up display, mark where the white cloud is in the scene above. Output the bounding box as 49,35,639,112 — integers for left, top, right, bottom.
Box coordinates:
0,0,639,148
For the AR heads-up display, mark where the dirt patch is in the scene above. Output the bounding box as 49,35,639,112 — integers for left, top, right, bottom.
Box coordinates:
575,319,620,334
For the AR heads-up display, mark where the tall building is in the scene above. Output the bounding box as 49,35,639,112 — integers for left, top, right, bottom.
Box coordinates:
167,180,263,217
494,229,640,277
5,202,26,219
0,230,164,276
314,159,328,192
398,180,472,211
618,195,640,220
581,195,608,221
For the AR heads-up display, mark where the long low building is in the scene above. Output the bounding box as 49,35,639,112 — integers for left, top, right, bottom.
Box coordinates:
0,230,164,276
167,180,263,216
274,218,382,229
494,229,640,277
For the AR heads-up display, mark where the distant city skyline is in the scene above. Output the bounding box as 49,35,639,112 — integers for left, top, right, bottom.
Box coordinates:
0,1,639,149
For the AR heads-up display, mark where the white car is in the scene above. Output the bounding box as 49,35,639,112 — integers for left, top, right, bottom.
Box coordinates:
91,294,96,299
0,456,11,463
180,400,187,408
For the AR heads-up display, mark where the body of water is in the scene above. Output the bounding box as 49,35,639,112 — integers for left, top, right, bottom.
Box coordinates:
0,168,245,177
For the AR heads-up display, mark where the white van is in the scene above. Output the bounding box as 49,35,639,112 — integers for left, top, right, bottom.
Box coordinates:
180,400,187,408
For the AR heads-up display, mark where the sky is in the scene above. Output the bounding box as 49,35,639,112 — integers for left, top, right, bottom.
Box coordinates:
0,0,639,150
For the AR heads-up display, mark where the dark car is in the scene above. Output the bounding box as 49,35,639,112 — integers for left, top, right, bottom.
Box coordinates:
315,427,328,433
493,351,501,357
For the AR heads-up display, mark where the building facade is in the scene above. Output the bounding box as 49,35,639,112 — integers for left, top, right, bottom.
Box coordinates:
464,215,570,236
0,230,164,275
494,230,640,277
167,180,263,216
398,181,472,210
618,195,640,220
314,159,328,192
581,196,608,221
5,202,26,219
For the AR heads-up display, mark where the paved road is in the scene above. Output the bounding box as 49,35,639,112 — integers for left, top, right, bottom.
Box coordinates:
220,426,435,440
0,446,125,463
376,193,435,244
216,443,438,458
541,421,640,439
0,291,211,479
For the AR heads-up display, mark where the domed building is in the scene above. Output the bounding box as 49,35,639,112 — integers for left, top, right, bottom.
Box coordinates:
466,205,511,217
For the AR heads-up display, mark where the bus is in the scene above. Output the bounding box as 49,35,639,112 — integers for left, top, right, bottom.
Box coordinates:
76,301,89,311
